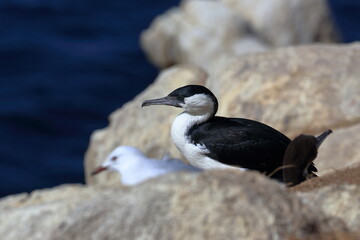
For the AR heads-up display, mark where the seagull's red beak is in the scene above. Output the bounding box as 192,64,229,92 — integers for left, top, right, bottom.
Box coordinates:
91,166,108,176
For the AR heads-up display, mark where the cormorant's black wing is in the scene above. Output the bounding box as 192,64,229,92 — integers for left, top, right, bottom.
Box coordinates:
188,117,291,176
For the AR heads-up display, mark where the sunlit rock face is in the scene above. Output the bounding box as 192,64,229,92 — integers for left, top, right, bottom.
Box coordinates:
141,0,338,70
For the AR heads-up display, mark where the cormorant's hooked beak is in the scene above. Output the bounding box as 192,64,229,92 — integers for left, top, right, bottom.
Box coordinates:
91,166,108,176
315,129,332,148
141,96,183,108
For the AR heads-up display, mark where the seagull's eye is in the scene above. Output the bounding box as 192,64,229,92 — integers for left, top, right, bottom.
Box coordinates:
111,156,118,161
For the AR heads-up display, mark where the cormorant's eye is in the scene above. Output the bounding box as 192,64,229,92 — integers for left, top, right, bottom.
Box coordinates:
111,156,117,161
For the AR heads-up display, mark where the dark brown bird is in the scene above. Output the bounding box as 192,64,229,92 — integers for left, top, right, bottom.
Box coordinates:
282,129,333,186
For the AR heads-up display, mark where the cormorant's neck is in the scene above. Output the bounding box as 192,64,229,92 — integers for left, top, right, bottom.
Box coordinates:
171,111,213,149
171,93,217,151
182,110,214,128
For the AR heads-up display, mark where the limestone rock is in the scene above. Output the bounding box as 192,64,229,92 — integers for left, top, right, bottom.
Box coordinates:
141,0,267,70
221,0,338,46
85,65,207,186
141,0,337,70
51,171,348,240
315,124,360,174
0,185,107,240
290,164,360,192
297,184,360,232
3,171,359,240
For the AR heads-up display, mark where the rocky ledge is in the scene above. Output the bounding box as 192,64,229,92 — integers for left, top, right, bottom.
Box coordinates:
1,169,360,240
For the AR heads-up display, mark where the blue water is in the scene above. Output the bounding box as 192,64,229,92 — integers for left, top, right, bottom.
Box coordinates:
0,0,359,197
0,0,179,197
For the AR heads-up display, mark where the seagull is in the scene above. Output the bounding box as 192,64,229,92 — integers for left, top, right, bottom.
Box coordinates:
282,129,333,186
91,146,201,185
142,84,301,181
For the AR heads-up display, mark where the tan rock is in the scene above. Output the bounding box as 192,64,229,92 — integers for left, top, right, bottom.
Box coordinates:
141,0,337,70
0,185,108,240
0,184,89,210
290,164,360,192
297,184,360,232
141,0,267,70
316,124,360,174
221,0,338,46
85,65,207,186
51,171,348,240
3,172,360,239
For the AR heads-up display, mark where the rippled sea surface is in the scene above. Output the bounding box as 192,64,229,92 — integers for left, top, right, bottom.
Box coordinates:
0,0,358,197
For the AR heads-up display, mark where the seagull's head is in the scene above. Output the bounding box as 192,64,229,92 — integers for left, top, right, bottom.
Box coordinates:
142,85,218,116
91,146,145,176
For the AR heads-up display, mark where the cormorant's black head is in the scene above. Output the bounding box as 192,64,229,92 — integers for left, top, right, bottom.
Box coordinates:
142,85,218,116
283,129,332,186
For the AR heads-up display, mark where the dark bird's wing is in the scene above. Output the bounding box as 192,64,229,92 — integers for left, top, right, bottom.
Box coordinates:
282,135,318,186
188,117,291,177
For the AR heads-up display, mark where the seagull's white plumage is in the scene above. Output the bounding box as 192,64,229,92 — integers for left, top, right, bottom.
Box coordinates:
92,146,201,185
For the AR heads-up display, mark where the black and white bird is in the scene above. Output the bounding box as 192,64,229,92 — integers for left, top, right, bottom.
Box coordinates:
142,85,306,181
282,129,332,186
91,146,200,185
